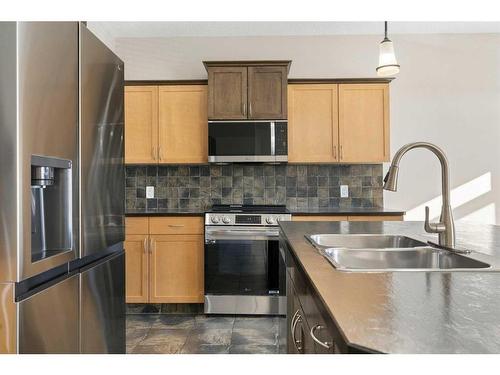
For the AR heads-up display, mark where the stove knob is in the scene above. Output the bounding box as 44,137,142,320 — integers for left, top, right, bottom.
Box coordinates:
266,216,276,225
211,216,220,224
222,216,231,224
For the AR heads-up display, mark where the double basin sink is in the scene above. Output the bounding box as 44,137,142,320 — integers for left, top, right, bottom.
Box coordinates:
306,234,491,272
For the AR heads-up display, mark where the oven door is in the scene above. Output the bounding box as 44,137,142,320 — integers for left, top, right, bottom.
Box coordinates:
204,226,284,298
208,121,277,163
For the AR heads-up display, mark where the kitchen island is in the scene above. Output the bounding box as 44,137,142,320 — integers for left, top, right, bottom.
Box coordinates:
279,220,500,353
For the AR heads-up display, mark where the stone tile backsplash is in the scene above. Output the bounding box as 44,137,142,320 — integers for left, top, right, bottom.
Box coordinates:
125,164,383,211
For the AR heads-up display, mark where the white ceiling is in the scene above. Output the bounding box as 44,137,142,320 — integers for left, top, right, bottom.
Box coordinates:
88,21,500,39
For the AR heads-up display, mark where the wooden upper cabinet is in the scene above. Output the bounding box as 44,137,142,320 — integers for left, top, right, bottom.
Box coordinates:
158,85,208,163
248,66,288,119
288,84,338,163
124,234,149,303
207,67,247,119
205,61,290,120
124,86,158,164
149,234,204,303
338,84,390,162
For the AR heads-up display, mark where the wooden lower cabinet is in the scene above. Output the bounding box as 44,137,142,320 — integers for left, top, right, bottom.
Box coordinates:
288,280,316,354
287,271,335,354
284,238,365,354
124,216,204,304
150,234,204,303
124,235,149,303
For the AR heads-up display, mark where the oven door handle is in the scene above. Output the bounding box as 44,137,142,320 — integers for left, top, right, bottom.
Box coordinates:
205,228,279,242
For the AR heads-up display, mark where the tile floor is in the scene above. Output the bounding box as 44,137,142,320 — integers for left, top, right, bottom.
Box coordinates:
126,314,285,354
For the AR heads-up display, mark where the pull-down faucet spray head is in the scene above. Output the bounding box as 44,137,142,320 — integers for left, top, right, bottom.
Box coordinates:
383,165,399,192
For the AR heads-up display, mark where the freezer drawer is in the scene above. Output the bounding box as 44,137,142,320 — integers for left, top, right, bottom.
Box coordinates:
19,274,79,354
80,251,125,354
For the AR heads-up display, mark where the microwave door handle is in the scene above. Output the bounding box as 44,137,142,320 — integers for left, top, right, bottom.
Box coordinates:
270,121,276,156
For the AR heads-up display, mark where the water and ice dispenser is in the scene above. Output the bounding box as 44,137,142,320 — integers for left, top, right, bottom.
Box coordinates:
31,156,73,263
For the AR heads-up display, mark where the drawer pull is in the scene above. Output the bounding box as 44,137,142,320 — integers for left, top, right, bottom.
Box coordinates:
291,310,303,352
290,309,299,337
310,325,332,349
168,224,185,228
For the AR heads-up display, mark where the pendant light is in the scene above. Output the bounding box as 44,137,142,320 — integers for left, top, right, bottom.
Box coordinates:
376,21,400,77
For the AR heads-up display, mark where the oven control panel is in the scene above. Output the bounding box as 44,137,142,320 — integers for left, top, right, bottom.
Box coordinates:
235,215,261,225
205,213,291,226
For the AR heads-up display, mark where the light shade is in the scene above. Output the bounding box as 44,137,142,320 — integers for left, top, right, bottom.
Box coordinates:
376,38,400,77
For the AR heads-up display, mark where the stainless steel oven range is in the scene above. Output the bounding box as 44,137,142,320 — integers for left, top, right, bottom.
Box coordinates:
204,205,291,315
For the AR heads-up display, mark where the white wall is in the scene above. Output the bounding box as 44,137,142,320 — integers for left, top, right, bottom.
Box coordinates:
112,33,500,224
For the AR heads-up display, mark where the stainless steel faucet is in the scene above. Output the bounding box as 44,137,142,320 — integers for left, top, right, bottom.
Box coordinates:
383,142,455,248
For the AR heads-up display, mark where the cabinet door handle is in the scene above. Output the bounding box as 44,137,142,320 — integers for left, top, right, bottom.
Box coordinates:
291,311,303,352
333,145,337,160
310,325,333,349
249,102,253,118
149,238,155,254
290,309,299,336
158,146,163,161
243,102,247,116
143,238,148,254
152,146,156,161
339,145,343,160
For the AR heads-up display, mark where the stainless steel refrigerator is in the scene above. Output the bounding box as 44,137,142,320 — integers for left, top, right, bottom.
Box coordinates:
0,22,125,354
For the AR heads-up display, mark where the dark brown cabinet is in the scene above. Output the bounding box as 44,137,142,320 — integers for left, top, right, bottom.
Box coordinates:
287,281,317,354
248,66,288,119
204,61,290,120
283,235,365,354
207,66,247,119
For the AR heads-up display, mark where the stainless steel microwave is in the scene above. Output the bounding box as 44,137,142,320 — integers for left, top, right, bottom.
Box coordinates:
208,120,288,163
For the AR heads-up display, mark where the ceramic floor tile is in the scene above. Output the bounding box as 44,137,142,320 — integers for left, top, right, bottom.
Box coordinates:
126,344,137,354
229,344,279,354
233,317,279,331
131,342,185,354
231,327,278,346
125,313,282,354
141,328,189,346
126,314,159,330
185,327,233,346
180,343,230,354
126,328,150,347
151,314,196,330
194,315,235,329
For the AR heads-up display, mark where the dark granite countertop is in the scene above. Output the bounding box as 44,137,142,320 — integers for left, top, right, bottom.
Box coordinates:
289,207,405,216
126,207,405,217
125,209,204,217
279,220,500,353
